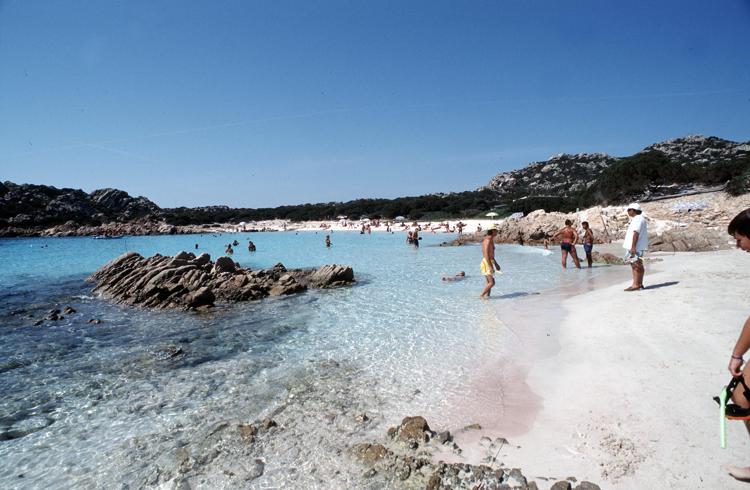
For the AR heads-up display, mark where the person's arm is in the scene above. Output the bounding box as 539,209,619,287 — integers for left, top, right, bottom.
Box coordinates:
729,316,750,376
488,245,501,270
630,231,639,254
573,230,580,244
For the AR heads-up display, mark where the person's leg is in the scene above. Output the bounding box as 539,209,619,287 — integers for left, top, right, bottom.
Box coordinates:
634,259,645,287
626,262,639,290
586,252,593,268
570,247,581,269
480,275,495,298
561,249,568,268
723,364,750,480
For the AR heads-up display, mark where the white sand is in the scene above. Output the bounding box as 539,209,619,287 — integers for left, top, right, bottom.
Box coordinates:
464,248,750,489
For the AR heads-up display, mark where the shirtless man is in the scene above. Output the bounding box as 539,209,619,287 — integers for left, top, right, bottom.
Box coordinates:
581,221,594,268
553,219,581,269
724,209,750,482
480,225,502,298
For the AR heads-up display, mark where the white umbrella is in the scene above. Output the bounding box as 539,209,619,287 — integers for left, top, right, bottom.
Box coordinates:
337,215,347,219
485,212,499,218
394,216,406,221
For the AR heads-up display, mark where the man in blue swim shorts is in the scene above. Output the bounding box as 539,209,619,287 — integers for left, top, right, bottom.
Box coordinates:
581,221,594,268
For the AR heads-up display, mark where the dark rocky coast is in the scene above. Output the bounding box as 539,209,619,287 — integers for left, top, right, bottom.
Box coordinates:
89,251,354,309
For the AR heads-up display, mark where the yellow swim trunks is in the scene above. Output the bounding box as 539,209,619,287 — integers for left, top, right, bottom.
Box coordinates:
480,259,494,276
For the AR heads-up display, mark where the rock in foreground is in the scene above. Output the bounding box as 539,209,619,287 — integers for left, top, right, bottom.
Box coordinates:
89,251,354,309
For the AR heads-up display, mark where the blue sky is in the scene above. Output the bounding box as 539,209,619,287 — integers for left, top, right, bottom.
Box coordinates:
1,0,749,207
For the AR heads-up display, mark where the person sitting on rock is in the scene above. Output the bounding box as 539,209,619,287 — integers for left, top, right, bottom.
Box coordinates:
552,219,581,269
581,221,595,268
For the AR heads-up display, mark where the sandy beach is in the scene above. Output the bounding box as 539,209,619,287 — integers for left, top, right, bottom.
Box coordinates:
445,246,750,489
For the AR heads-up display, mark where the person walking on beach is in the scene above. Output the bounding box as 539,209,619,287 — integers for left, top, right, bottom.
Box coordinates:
553,220,581,269
480,224,502,298
623,203,648,291
722,209,750,482
581,221,594,268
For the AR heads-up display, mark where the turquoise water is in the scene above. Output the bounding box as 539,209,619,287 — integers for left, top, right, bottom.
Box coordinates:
0,231,596,489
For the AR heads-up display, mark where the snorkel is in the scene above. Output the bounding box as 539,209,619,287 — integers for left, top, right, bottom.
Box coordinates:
719,385,728,449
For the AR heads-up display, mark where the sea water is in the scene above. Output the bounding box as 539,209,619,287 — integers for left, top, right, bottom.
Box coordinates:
0,232,597,489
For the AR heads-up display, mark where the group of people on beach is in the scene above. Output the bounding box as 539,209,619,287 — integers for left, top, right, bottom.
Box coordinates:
479,203,650,298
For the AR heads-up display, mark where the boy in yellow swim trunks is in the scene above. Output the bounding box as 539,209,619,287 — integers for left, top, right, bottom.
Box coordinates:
480,224,502,298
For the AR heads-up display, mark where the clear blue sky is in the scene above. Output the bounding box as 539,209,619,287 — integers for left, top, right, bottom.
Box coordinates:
1,0,748,208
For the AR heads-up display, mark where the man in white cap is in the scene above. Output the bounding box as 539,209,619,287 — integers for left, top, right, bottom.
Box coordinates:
623,202,648,291
480,224,502,298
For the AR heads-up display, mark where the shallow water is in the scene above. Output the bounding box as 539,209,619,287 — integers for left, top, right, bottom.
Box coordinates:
0,231,601,488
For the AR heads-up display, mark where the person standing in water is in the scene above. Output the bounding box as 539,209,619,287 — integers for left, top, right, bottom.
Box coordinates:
553,219,581,269
480,224,502,298
581,221,594,268
325,235,331,248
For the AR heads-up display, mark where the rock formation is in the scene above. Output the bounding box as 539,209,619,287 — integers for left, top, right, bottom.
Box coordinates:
349,415,602,489
89,251,354,309
482,152,617,198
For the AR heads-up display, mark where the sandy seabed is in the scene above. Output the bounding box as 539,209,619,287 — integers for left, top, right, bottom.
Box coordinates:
455,246,750,489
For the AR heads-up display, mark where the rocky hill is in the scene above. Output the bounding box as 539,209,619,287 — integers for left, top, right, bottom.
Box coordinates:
0,182,160,232
483,152,618,198
483,135,750,205
641,134,750,165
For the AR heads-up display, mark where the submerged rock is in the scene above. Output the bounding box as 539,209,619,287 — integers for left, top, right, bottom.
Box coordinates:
89,251,355,309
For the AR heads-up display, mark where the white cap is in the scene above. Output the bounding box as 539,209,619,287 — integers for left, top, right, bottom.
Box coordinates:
627,202,641,211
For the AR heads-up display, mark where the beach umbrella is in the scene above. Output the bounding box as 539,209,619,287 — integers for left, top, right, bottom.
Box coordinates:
485,212,499,219
239,222,246,226
337,215,347,219
394,216,406,221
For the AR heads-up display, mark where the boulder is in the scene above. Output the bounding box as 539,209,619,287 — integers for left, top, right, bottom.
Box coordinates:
89,252,354,309
307,264,355,288
353,443,389,465
397,416,431,443
184,287,215,308
213,256,237,273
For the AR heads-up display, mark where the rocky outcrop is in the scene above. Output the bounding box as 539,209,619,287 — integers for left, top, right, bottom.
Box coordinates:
351,416,601,490
640,134,750,166
483,153,617,198
89,252,355,309
649,225,732,252
0,181,160,232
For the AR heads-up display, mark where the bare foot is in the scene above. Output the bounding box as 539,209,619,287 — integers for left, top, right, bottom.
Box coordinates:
722,464,750,481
